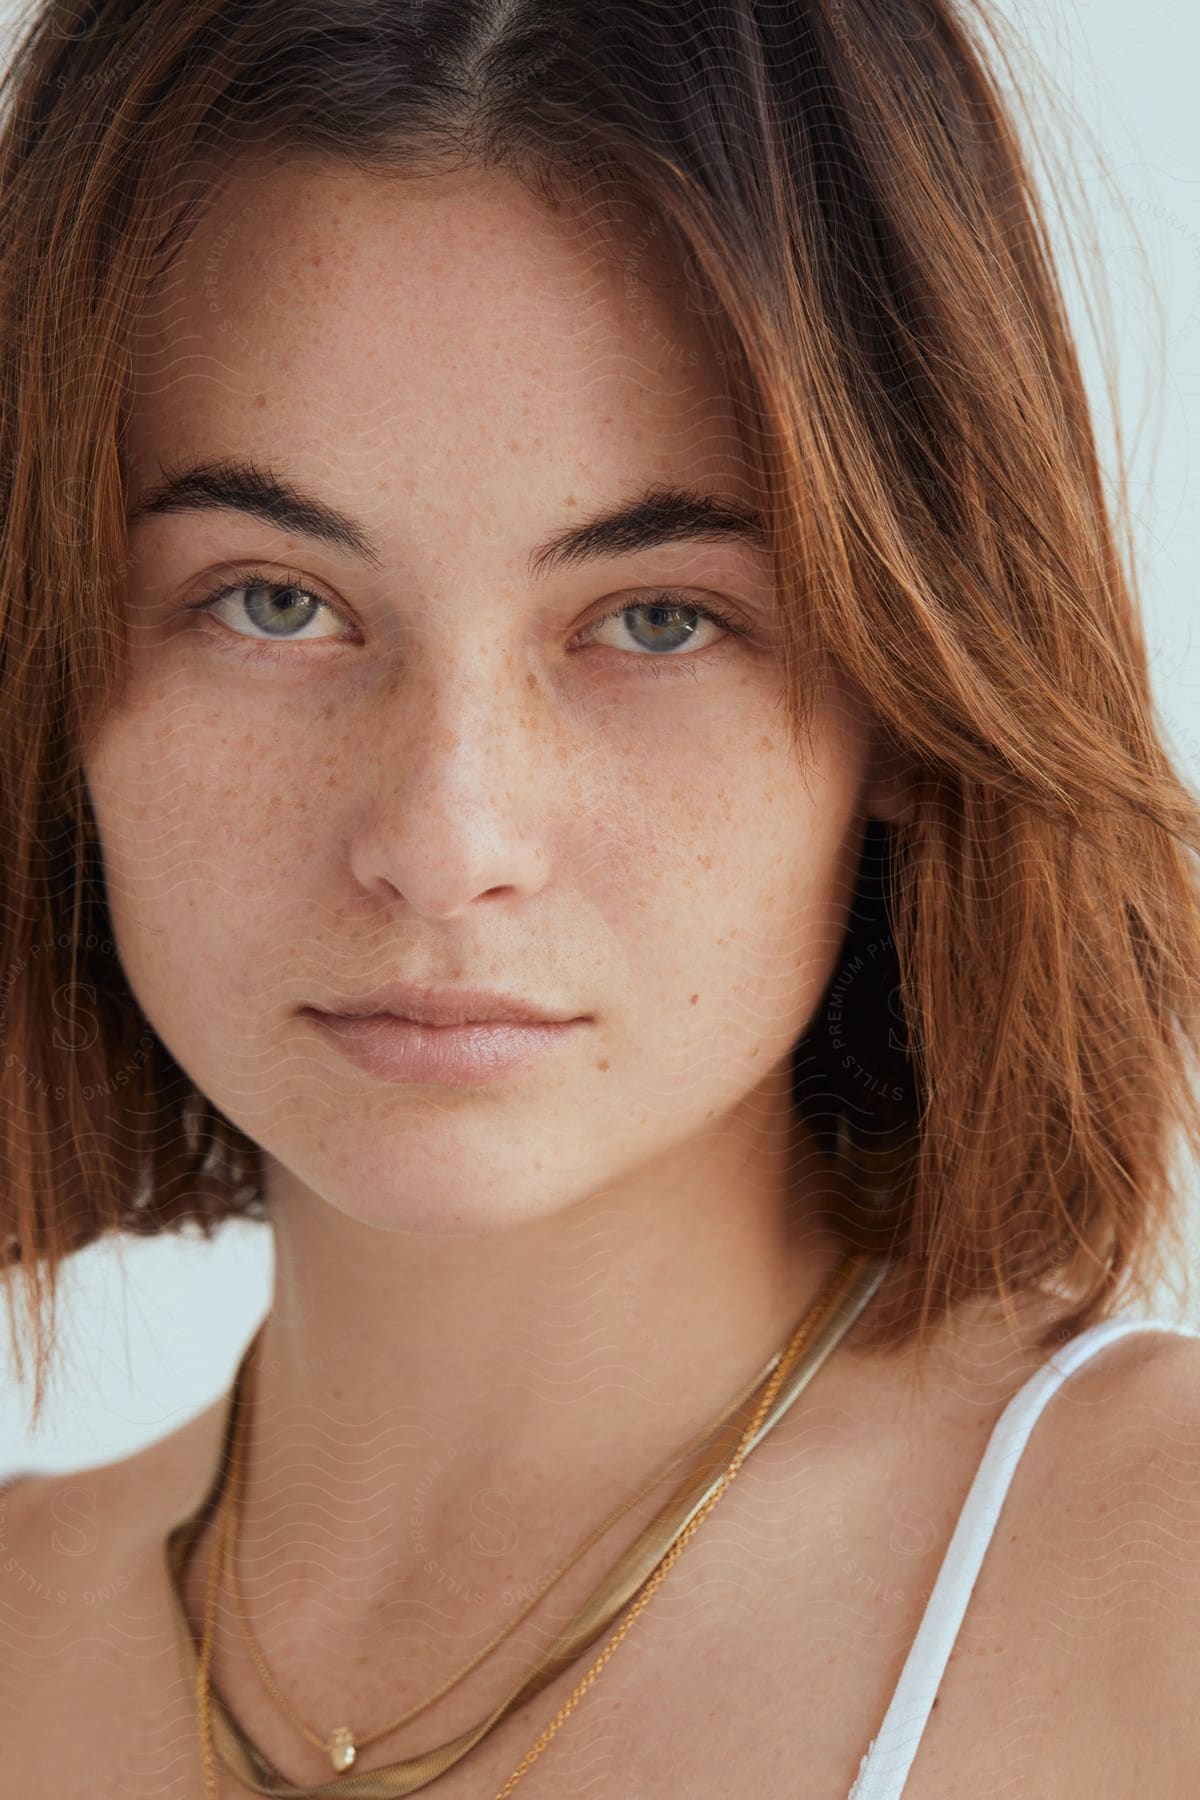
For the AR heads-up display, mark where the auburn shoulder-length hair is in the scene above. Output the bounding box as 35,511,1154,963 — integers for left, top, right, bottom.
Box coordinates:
2,0,1198,1429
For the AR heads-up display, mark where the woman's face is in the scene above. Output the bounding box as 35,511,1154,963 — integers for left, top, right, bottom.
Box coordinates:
85,155,888,1233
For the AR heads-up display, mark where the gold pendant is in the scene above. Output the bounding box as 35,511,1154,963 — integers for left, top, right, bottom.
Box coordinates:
328,1726,357,1772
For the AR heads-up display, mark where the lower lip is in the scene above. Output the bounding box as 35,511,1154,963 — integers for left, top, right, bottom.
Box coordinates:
301,1010,586,1086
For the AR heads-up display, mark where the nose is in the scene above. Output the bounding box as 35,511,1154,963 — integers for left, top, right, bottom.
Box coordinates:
345,655,557,921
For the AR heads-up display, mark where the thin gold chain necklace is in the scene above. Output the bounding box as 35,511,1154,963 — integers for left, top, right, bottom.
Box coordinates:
490,1245,883,1798
217,1325,788,1774
183,1246,887,1797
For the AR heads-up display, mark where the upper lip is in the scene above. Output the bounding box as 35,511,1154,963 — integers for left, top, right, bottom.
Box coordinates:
306,984,585,1027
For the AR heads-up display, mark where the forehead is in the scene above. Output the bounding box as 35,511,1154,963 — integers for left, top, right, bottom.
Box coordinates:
124,157,759,550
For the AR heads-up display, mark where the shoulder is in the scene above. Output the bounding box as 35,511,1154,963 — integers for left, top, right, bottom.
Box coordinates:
923,1320,1200,1794
0,1390,231,1634
1050,1319,1200,1463
0,1458,147,1638
0,1410,232,1792
1080,1324,1200,1598
1037,1323,1200,1782
1033,1320,1200,1551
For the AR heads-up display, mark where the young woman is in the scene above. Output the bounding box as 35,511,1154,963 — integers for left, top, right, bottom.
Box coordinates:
1,2,1199,1795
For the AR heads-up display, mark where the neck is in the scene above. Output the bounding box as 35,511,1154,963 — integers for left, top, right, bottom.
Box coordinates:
255,1106,852,1548
178,1079,870,1772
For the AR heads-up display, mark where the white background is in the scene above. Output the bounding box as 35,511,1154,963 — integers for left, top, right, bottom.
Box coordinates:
2,0,1198,1471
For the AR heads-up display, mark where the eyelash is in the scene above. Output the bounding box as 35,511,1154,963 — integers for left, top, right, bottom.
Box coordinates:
181,567,752,678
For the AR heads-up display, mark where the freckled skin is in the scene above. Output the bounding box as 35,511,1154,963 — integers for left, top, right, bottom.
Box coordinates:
90,154,898,1239
80,155,910,1665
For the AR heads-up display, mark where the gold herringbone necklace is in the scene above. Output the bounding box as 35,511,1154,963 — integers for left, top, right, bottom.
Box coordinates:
490,1248,871,1799
218,1326,788,1774
183,1245,887,1797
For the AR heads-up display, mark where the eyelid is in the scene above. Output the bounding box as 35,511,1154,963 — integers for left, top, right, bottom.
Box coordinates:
182,564,349,621
578,589,752,649
588,586,755,630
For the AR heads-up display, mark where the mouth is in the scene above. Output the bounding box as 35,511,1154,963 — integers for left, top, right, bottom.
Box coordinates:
302,984,586,1029
300,1007,587,1086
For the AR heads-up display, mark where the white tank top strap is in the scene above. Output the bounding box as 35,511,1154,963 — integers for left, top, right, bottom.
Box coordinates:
847,1313,1200,1800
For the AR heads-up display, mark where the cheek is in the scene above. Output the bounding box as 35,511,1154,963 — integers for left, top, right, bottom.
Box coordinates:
88,663,318,867
605,722,867,1030
82,693,302,1018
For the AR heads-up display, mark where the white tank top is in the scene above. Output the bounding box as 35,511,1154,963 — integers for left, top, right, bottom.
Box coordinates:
847,1313,1200,1798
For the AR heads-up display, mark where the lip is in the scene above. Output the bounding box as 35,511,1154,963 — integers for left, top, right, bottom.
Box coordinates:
301,1011,586,1086
304,983,584,1028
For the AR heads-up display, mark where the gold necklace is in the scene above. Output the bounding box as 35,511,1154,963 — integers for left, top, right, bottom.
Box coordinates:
490,1248,871,1799
218,1326,787,1774
183,1246,887,1797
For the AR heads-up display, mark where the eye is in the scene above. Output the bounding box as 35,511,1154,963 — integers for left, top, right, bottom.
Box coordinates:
573,591,750,671
182,567,354,659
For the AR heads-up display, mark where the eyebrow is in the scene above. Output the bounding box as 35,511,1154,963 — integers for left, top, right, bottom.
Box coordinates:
125,456,770,580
